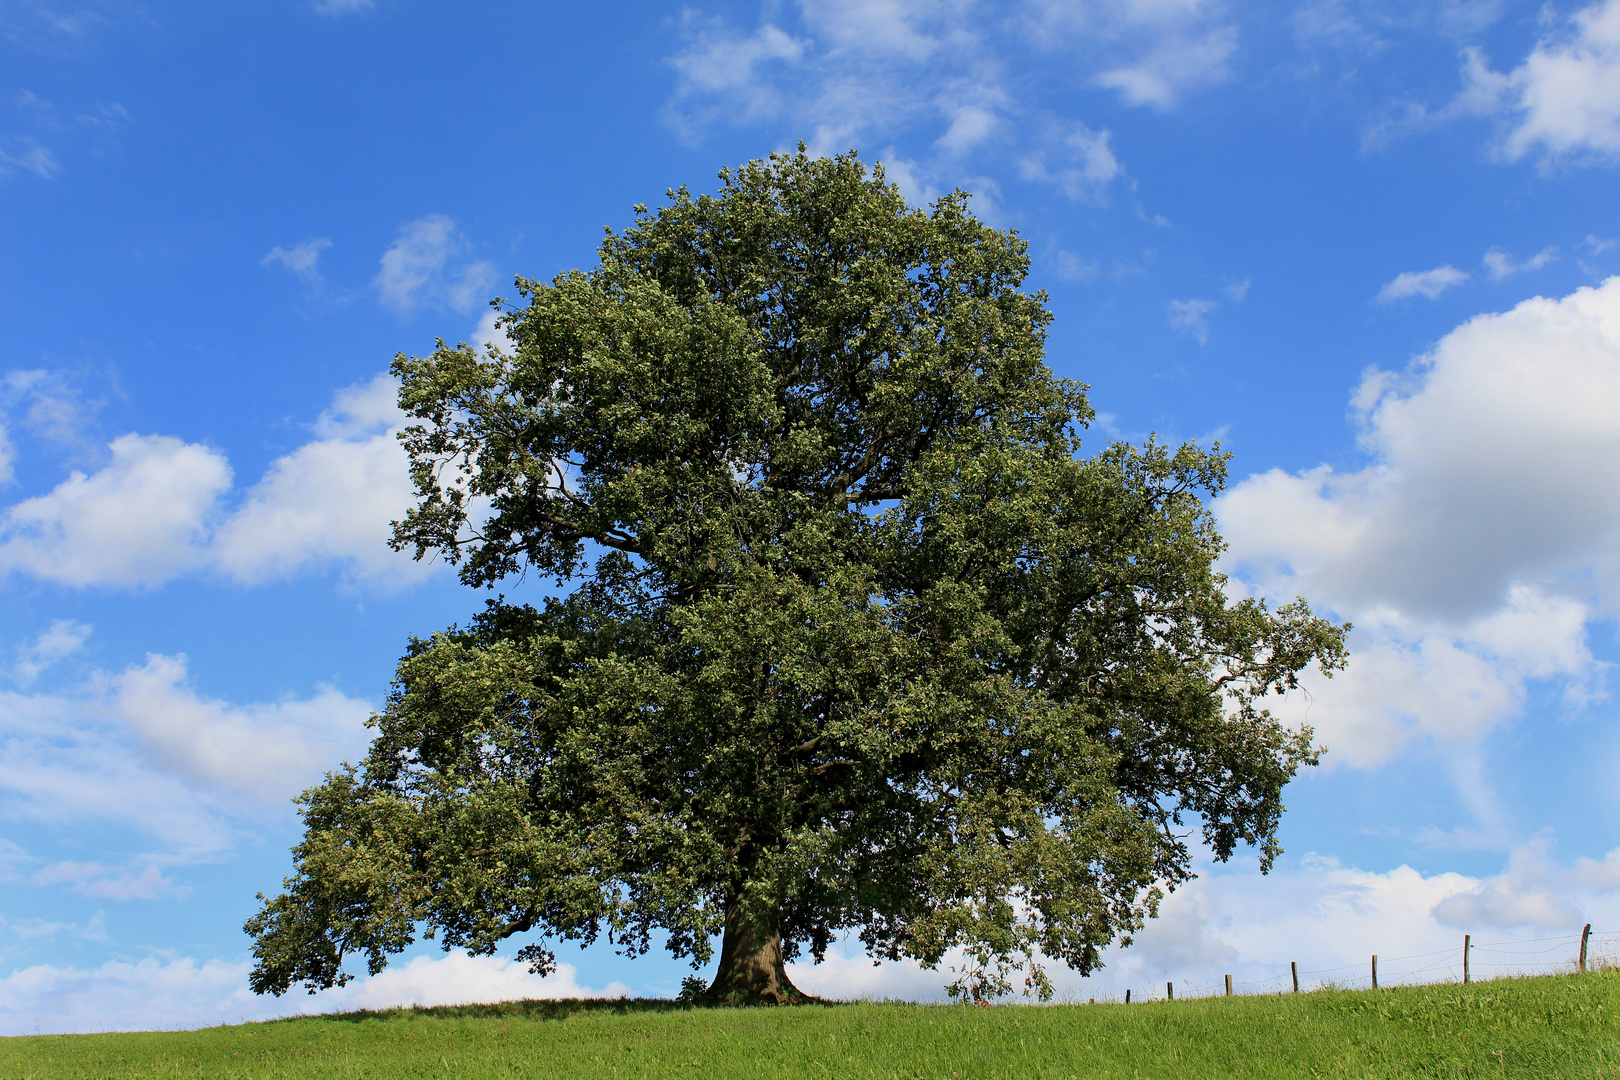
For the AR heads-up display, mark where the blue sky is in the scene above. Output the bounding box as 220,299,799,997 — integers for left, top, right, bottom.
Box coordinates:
3,0,1620,1031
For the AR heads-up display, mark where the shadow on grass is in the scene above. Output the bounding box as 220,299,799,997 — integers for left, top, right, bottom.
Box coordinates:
279,996,851,1026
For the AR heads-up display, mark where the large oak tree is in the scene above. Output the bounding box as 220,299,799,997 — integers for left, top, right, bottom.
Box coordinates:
246,150,1346,1006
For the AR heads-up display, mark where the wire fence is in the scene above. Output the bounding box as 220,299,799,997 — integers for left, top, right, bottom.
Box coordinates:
1098,924,1619,1004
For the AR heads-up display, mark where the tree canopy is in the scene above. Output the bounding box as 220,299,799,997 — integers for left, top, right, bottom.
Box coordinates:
245,149,1347,1005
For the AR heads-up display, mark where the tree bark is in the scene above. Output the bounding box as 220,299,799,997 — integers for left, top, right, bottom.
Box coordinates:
700,896,811,1005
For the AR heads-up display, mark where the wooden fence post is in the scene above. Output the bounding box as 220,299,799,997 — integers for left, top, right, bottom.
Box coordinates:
1291,961,1299,994
1225,973,1233,997
1125,989,1130,1004
1580,924,1591,974
1464,934,1470,985
1167,981,1174,1001
1372,955,1378,990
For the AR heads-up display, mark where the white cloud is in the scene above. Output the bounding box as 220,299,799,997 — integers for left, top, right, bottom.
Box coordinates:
474,308,515,355
12,619,90,685
0,911,107,943
1023,0,1239,109
1571,847,1620,889
0,651,374,906
1439,0,1620,166
1375,264,1469,302
31,860,188,902
1094,23,1237,109
212,374,428,588
662,16,806,142
0,953,630,1036
1,845,1610,1033
261,237,331,289
1218,278,1620,769
2,367,103,460
1167,297,1217,343
113,653,372,804
1018,121,1121,202
0,374,436,592
1053,249,1101,282
1432,840,1583,930
936,104,1000,155
312,0,374,14
1483,245,1557,280
0,137,58,179
660,1,1232,194
1223,276,1251,302
374,215,497,315
0,687,237,854
0,434,231,588
790,842,1617,1002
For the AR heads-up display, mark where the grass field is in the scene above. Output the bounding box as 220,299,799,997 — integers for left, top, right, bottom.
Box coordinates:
5,972,1617,1079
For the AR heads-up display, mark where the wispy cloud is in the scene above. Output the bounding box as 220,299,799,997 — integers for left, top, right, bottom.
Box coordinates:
1483,245,1557,280
1094,23,1237,109
312,0,375,14
659,2,1236,205
1375,264,1469,302
374,215,496,315
262,237,332,290
13,619,91,686
0,137,58,179
1018,120,1121,203
1167,297,1218,343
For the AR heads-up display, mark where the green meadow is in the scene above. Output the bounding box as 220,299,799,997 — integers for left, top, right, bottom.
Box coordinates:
5,972,1617,1079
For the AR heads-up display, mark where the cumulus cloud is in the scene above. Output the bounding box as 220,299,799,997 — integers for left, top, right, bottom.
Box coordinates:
0,373,435,592
0,434,231,588
1053,249,1101,283
0,649,373,914
374,215,497,315
1432,840,1584,930
213,374,431,589
1375,264,1469,302
661,15,806,141
0,686,238,854
1217,277,1620,768
113,653,372,804
1456,0,1620,165
788,843,1617,1002
0,953,630,1035
1167,297,1217,343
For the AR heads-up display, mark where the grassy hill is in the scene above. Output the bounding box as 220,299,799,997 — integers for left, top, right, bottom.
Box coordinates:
6,971,1617,1079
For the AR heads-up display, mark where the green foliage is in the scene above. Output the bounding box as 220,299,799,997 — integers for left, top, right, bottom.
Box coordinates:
245,148,1346,1001
10,974,1619,1078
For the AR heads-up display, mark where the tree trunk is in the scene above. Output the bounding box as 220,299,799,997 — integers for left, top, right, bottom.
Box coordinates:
700,896,811,1005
